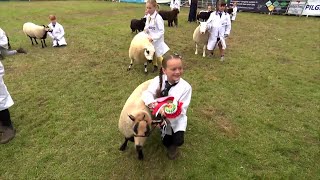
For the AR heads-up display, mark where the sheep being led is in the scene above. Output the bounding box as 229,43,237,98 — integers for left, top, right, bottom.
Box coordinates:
193,21,210,57
23,22,52,48
128,32,156,73
118,80,154,160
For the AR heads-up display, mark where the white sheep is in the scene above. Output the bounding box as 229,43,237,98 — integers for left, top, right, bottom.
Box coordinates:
119,79,153,160
128,32,156,73
193,21,210,57
23,22,52,48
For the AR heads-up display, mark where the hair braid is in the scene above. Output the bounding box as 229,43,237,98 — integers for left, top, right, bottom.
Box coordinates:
156,67,163,98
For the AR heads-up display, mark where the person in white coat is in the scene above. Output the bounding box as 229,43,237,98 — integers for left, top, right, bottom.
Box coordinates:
170,0,180,11
0,28,26,60
48,15,67,47
231,2,238,21
206,2,231,61
144,0,170,72
142,54,192,160
0,61,16,144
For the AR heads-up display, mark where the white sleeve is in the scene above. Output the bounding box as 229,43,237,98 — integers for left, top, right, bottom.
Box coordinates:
178,85,192,115
142,77,160,106
0,30,8,48
0,61,5,79
225,15,231,35
152,16,165,41
57,25,65,39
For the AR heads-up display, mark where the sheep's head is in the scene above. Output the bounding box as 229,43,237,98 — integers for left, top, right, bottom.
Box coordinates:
128,112,152,147
173,8,179,15
42,25,53,32
199,21,208,34
141,17,146,23
144,45,155,63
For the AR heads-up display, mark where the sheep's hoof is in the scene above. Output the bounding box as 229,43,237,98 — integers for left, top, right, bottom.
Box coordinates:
127,68,131,71
119,144,127,151
195,52,198,55
138,154,144,160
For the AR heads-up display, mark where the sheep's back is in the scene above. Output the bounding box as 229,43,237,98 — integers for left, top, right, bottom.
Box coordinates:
23,22,44,39
129,32,151,63
119,80,152,137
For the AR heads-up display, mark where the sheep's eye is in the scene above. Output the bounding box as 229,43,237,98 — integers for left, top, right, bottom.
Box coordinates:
146,50,150,54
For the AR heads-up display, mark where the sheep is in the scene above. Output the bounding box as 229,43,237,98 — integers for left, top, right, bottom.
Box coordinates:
119,79,153,160
130,18,146,33
196,10,213,22
158,9,179,27
22,22,52,48
128,32,156,73
193,21,210,57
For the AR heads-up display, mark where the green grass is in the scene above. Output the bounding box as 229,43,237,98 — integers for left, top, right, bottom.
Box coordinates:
0,1,319,179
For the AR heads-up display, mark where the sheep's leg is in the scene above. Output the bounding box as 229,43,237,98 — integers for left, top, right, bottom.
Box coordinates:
28,36,34,45
127,58,133,71
136,145,144,160
34,38,38,45
120,137,133,151
144,61,148,74
174,17,178,27
40,40,45,48
43,39,47,47
202,45,206,57
195,43,198,55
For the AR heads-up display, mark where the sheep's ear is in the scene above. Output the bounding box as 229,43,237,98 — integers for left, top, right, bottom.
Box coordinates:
42,25,46,27
128,114,135,121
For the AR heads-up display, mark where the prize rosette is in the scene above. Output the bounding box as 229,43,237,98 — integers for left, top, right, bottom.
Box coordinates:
152,96,183,119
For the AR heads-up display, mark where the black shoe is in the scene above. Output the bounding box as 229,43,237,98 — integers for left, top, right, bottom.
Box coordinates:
17,48,27,54
0,127,16,144
167,145,178,160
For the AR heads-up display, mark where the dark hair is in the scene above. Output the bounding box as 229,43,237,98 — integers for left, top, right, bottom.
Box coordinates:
155,53,182,98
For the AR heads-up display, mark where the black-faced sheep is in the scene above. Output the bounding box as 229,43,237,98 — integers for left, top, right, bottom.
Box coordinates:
158,9,179,27
193,21,209,57
197,10,213,22
119,79,154,160
23,22,53,48
128,32,156,73
130,18,146,33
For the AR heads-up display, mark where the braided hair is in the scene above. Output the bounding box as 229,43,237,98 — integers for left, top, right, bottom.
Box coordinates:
155,54,182,98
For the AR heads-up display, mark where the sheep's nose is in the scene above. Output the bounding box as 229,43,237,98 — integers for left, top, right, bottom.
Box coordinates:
147,59,153,63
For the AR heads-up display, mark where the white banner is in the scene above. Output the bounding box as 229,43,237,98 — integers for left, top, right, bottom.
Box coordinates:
287,0,307,15
302,0,320,16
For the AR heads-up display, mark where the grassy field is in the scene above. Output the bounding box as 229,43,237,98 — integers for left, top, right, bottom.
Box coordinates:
0,1,319,179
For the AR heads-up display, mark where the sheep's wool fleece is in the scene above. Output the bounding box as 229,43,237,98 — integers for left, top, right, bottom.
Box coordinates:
23,22,46,39
119,80,152,138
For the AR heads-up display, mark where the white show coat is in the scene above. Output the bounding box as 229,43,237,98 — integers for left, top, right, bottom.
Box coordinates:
48,22,67,47
0,61,14,111
144,12,170,57
206,11,231,50
0,28,9,49
232,6,238,21
142,75,192,134
170,0,181,11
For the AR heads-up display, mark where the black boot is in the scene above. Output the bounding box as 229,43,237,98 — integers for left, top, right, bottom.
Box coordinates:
0,127,16,144
17,48,27,54
167,145,178,160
